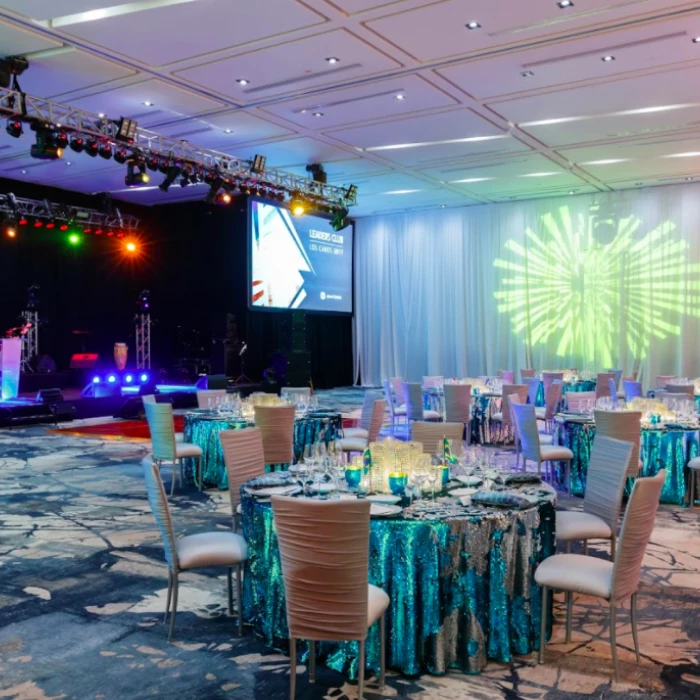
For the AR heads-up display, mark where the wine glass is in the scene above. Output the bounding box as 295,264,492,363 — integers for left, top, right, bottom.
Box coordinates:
426,462,440,500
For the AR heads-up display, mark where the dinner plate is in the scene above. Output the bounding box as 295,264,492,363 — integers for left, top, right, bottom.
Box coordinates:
367,494,401,505
245,485,299,497
449,487,479,498
370,504,402,518
455,475,483,487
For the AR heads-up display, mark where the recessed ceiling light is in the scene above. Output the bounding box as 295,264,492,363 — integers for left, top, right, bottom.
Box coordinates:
568,190,576,194
451,177,494,183
325,57,340,64
581,158,629,165
686,177,694,181
665,151,700,158
384,189,421,195
395,93,406,100
66,161,72,166
224,128,232,134
557,0,573,7
635,182,643,186
601,55,615,62
313,112,323,117
20,169,27,174
520,70,534,77
439,204,446,208
520,172,559,177
693,37,700,43
98,112,105,118
365,134,507,152
466,21,481,29
143,101,153,106
236,78,249,85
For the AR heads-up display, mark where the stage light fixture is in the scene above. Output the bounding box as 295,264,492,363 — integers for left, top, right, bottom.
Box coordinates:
85,140,99,157
33,220,43,228
139,289,151,313
54,132,69,149
251,154,266,173
158,165,182,192
114,149,128,164
99,144,113,160
125,160,150,187
3,217,17,238
124,240,138,254
59,224,68,231
205,175,224,203
139,372,150,384
68,233,81,246
289,192,306,217
92,376,100,384
116,117,138,142
218,192,232,205
6,119,22,138
345,184,358,202
124,374,134,384
106,373,118,384
69,137,85,153
30,130,63,160
147,156,160,171
19,217,28,226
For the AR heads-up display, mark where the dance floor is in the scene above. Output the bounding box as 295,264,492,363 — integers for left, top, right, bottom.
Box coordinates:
0,400,698,699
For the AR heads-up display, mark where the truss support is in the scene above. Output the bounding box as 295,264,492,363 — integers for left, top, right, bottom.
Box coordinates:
135,313,151,370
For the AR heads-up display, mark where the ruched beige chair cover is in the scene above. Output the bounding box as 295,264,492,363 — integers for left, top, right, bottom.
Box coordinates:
345,392,381,439
403,382,440,422
595,409,642,478
665,383,694,399
390,377,406,407
411,421,464,454
444,384,472,423
382,380,406,435
542,372,563,401
338,399,386,454
271,496,389,698
566,391,595,411
656,374,676,388
520,368,537,380
254,405,296,465
595,373,616,399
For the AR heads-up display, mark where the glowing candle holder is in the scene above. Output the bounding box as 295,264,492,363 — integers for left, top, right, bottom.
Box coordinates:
388,472,408,495
345,467,363,489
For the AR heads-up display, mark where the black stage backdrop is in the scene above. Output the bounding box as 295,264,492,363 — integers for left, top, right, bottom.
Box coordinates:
0,179,353,389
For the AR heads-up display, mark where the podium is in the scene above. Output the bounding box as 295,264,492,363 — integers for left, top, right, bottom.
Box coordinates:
0,338,21,400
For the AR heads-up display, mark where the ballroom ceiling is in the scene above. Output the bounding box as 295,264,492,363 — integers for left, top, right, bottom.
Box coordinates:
1,0,700,215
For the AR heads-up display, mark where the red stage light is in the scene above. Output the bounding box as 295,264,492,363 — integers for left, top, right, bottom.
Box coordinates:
116,232,125,239
107,231,114,237
95,229,103,235
83,227,92,234
59,224,68,231
34,221,43,228
124,240,138,253
19,218,28,225
46,222,55,229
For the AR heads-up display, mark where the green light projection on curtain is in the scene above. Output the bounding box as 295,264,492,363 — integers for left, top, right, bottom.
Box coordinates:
493,205,700,368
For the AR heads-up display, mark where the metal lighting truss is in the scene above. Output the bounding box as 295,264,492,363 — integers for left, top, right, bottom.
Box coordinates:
20,309,38,373
0,193,140,231
0,87,357,207
135,313,151,370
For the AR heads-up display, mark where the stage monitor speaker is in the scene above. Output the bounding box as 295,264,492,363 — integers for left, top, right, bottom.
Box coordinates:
94,384,121,398
206,374,229,390
70,353,99,369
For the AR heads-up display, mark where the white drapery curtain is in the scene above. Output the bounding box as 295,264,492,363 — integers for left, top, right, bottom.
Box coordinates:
354,183,700,388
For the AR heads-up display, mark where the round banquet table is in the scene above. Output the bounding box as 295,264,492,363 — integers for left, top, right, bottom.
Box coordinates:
183,410,343,489
534,379,596,406
553,416,696,504
240,477,556,677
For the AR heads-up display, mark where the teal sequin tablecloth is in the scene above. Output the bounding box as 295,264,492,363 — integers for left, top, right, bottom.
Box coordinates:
553,418,696,504
241,484,556,677
183,411,343,489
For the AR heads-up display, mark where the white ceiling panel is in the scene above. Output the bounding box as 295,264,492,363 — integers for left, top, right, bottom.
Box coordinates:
69,79,226,127
176,29,400,101
327,0,402,14
232,137,356,168
0,19,62,56
343,171,433,195
365,0,689,63
282,158,391,182
61,0,326,67
352,188,479,217
261,74,456,129
1,1,119,20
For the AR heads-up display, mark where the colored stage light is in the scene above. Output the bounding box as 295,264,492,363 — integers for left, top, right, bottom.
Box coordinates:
139,372,149,383
19,218,28,225
99,144,113,160
3,217,18,238
125,160,150,187
106,374,118,384
30,130,63,160
54,132,69,149
124,374,134,384
68,233,81,245
69,137,85,153
92,376,100,384
59,224,68,231
114,149,128,165
6,119,22,138
289,192,306,217
33,220,43,228
46,222,55,229
85,140,99,157
124,240,138,253
159,165,181,192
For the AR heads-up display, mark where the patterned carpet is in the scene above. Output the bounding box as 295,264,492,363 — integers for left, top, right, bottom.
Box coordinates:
0,399,698,699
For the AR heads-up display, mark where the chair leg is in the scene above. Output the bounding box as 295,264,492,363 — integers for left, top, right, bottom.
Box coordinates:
227,567,233,616
308,640,315,683
164,570,173,623
583,540,588,556
379,615,386,690
539,585,547,664
609,601,619,682
630,593,641,662
289,638,297,700
235,563,243,636
565,540,572,554
357,639,365,699
565,591,573,643
170,460,177,496
167,573,179,642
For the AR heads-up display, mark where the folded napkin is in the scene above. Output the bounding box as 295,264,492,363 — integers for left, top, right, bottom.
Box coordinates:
471,490,533,510
501,473,542,486
245,474,293,490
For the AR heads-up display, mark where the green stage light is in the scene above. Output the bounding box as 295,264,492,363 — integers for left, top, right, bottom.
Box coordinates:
68,232,82,246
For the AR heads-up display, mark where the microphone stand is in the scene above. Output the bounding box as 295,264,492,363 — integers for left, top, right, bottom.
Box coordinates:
232,342,252,385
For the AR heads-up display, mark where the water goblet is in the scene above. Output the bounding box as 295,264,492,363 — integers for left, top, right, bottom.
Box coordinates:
426,463,440,500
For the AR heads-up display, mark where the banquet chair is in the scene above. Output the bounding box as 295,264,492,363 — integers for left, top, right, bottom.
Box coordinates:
510,393,552,468
344,391,381,440
500,370,515,384
403,382,441,423
196,389,227,409
411,421,464,454
556,435,634,559
542,372,564,401
607,369,623,391
491,384,528,443
595,409,643,479
444,383,472,444
608,379,619,406
521,368,537,381
512,403,573,489
142,460,248,641
382,380,406,435
623,381,642,402
144,402,203,495
253,405,296,466
390,378,406,408
686,456,700,507
536,470,666,681
422,375,444,388
595,373,616,400
527,377,540,406
656,374,676,389
271,497,389,699
536,380,563,432
282,386,311,398
337,399,386,456
220,427,265,534
665,383,694,400
143,394,184,441
566,391,596,411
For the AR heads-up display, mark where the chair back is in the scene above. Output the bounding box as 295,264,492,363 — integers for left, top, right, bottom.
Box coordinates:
611,471,665,600
142,460,177,572
368,399,387,442
608,379,619,405
444,384,472,423
542,372,563,400
253,405,296,464
526,377,540,406
382,380,397,419
411,421,464,454
665,383,694,399
583,435,633,531
512,403,541,462
656,375,676,389
500,370,515,384
566,390,595,411
144,401,177,461
403,382,425,422
508,393,525,447
390,378,405,406
595,373,615,399
220,428,265,514
623,380,642,401
196,389,227,409
544,380,563,420
606,369,623,390
422,375,444,388
142,394,156,404
594,409,642,478
520,368,537,381
271,496,371,642
501,384,528,427
282,386,311,398
357,391,380,431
